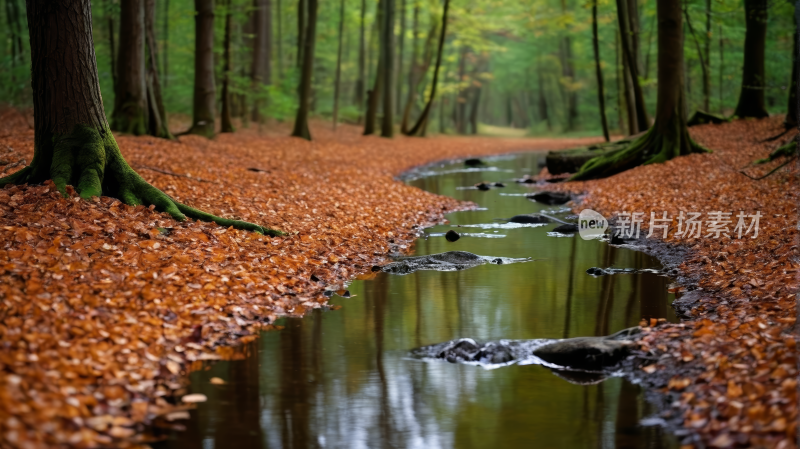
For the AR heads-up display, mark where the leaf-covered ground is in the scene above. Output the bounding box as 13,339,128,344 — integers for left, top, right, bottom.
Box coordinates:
551,116,798,449
0,109,605,448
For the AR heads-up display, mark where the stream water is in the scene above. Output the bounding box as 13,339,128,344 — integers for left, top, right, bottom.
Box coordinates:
157,152,679,449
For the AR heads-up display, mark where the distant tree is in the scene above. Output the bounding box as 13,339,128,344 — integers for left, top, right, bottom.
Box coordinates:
144,0,171,138
592,0,610,141
111,0,147,135
570,0,708,180
220,0,235,133
355,0,367,116
363,0,384,135
380,0,396,138
784,27,797,129
332,0,346,130
616,0,649,133
250,0,272,123
559,0,578,131
734,0,769,119
403,0,449,137
291,0,318,140
186,0,217,137
395,0,406,117
0,0,280,235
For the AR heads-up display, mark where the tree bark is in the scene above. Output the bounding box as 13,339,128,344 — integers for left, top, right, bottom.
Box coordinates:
106,2,117,93
332,0,346,129
380,0,395,137
221,0,235,133
250,0,271,123
111,0,148,135
144,0,171,138
395,0,406,117
402,0,449,137
570,0,707,181
733,0,769,118
187,0,216,137
277,0,283,79
616,0,650,132
593,0,610,141
291,0,317,140
296,0,306,68
1,0,278,235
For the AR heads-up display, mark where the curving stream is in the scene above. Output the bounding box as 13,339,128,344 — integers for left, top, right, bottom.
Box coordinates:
157,152,679,449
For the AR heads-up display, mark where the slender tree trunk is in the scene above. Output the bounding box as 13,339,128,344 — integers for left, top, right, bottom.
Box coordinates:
251,0,269,123
616,0,649,132
144,0,171,138
296,0,306,68
703,0,711,111
291,0,317,140
403,0,449,137
401,14,434,132
733,0,769,118
395,0,406,117
364,0,384,135
355,0,366,113
455,47,467,134
332,0,346,129
187,0,216,137
111,0,148,135
5,0,24,66
593,0,610,141
622,39,638,134
786,28,798,129
684,7,709,114
380,0,395,137
616,31,626,133
538,70,551,131
277,0,283,79
221,0,235,133
559,0,578,131
163,0,169,87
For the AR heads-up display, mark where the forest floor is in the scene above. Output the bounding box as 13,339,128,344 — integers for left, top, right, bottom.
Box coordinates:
0,108,604,448
548,115,798,449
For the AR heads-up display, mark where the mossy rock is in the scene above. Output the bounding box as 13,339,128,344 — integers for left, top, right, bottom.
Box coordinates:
546,142,628,175
687,110,730,127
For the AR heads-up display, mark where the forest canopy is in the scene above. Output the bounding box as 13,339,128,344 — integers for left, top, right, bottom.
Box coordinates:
0,0,795,137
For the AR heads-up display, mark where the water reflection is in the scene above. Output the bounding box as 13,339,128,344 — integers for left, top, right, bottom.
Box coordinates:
157,153,678,449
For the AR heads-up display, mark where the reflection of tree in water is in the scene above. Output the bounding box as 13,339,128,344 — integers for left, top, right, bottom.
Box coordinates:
279,320,312,448
214,346,265,447
372,273,395,449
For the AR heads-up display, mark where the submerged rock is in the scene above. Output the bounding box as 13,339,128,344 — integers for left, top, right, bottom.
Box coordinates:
445,230,461,242
532,327,640,371
552,223,579,233
507,214,551,224
474,182,492,191
377,251,531,275
526,191,572,205
464,158,484,166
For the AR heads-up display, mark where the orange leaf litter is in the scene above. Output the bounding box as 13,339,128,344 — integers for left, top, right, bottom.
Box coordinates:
0,109,603,448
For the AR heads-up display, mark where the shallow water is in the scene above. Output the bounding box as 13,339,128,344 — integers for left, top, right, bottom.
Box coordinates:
157,152,679,449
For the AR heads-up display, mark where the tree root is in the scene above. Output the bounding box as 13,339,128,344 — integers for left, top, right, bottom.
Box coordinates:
568,126,710,181
0,124,284,236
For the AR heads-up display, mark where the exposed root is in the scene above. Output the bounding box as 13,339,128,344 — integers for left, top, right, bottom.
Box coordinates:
0,124,284,236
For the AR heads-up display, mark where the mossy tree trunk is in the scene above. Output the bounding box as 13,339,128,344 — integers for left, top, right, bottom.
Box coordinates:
733,0,769,119
187,0,217,138
1,0,280,235
291,0,317,140
569,0,708,181
111,0,148,135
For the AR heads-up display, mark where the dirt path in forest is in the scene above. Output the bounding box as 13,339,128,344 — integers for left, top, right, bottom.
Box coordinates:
546,116,798,449
0,109,606,448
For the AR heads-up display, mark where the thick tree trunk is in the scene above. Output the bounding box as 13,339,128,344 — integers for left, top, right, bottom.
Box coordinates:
111,0,148,135
786,29,798,129
569,0,707,181
402,0,449,137
733,0,769,118
355,0,366,115
616,0,650,132
1,0,278,235
144,0,171,138
221,0,235,133
593,0,610,141
380,0,395,137
332,0,345,129
187,0,216,137
291,0,317,140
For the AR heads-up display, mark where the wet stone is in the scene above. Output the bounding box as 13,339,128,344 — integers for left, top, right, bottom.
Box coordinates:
377,251,531,275
507,214,550,224
445,230,461,242
526,191,571,205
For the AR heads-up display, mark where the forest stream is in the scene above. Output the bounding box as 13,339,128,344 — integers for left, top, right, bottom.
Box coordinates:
156,152,681,449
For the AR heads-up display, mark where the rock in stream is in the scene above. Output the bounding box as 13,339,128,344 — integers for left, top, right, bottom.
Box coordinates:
376,251,532,276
